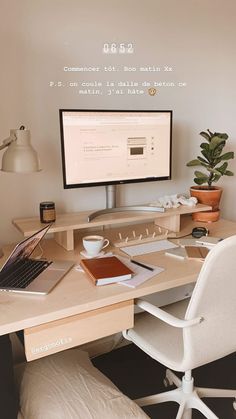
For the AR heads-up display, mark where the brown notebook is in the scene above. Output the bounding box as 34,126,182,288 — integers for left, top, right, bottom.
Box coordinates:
185,246,209,260
80,256,134,286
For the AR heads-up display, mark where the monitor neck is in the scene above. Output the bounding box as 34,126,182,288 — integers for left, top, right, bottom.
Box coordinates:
105,184,117,209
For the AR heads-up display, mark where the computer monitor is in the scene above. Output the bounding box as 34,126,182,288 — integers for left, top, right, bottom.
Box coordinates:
59,109,172,193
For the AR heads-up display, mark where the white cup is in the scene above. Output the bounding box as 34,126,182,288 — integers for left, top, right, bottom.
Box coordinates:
82,235,109,257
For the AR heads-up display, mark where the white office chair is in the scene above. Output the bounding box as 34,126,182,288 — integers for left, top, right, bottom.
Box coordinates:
123,235,236,419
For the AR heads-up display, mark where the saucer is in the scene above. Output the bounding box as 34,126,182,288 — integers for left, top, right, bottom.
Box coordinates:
80,250,105,259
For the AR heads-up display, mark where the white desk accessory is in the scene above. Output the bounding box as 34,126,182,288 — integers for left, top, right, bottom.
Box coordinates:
113,226,169,248
117,256,164,288
150,194,198,209
80,250,105,259
120,239,178,257
196,236,223,246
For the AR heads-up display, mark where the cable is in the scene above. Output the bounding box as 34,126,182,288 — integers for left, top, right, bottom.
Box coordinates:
168,232,193,239
33,243,44,259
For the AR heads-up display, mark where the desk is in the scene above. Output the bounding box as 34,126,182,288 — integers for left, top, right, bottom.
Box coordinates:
1,216,235,361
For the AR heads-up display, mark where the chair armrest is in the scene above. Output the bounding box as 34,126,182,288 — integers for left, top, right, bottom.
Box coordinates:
135,299,203,328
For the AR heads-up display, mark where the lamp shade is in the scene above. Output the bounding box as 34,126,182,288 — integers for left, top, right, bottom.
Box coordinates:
1,129,41,173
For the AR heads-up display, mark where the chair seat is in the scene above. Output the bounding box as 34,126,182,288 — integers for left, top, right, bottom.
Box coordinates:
127,298,190,372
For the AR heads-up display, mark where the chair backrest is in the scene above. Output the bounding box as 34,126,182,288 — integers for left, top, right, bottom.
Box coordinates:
183,235,236,370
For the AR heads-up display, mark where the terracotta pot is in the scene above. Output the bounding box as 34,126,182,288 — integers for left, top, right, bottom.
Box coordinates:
190,186,223,222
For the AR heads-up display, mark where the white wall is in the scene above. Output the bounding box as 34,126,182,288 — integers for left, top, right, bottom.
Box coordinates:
0,0,236,245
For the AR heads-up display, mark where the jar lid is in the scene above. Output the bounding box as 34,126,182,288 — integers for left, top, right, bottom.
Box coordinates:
40,201,55,207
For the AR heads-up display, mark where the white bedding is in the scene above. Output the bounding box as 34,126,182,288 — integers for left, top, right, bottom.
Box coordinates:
15,348,149,419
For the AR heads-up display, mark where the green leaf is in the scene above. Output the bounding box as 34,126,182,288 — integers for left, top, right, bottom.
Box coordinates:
194,177,208,185
213,157,223,166
219,152,234,161
201,149,211,162
207,129,214,137
209,136,226,150
225,170,234,176
200,143,209,150
214,132,228,140
199,131,211,141
197,156,210,165
186,159,202,167
213,174,222,182
212,143,226,158
194,170,208,179
207,168,222,176
216,162,228,174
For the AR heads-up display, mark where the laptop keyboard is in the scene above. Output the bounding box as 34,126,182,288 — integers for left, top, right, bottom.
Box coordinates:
0,259,52,289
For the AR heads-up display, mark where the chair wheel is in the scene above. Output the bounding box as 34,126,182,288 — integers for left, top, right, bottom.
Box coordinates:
233,399,236,411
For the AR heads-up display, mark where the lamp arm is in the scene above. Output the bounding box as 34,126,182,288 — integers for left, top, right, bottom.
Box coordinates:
135,298,204,328
0,136,15,151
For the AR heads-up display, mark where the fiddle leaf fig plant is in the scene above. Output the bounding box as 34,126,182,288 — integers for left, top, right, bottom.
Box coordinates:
186,129,234,188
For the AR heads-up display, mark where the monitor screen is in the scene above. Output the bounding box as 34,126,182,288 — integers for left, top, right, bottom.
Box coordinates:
59,109,172,189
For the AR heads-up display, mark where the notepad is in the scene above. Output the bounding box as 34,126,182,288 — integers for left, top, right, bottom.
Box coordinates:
117,257,164,288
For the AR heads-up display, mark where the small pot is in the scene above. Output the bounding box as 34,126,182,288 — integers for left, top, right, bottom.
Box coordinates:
190,186,223,222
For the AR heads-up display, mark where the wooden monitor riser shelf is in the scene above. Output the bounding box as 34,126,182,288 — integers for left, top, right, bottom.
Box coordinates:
12,204,211,251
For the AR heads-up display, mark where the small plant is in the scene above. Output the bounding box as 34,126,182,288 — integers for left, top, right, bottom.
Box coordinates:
187,129,234,188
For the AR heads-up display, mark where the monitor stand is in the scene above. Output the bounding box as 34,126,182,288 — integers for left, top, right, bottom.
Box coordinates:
87,185,164,222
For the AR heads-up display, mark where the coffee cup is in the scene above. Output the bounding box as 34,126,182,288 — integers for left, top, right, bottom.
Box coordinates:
82,235,109,257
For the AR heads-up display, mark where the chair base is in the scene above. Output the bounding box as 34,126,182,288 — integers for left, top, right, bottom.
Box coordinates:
134,369,236,419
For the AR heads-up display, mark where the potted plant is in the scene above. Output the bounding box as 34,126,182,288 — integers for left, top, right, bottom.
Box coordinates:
186,129,234,222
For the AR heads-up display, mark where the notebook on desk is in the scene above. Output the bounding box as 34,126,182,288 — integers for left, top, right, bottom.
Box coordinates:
0,224,74,295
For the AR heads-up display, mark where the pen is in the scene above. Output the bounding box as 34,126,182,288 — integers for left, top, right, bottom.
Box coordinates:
130,260,154,271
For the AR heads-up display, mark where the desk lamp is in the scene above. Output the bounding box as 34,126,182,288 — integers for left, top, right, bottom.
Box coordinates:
0,125,41,256
0,125,41,173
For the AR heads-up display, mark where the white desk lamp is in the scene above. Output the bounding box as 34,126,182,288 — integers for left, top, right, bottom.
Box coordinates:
0,125,41,257
0,125,41,173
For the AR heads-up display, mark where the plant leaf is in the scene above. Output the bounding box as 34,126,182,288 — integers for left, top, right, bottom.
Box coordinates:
197,156,210,165
225,170,234,176
194,170,209,179
207,168,222,176
214,132,228,140
209,136,226,150
201,149,211,162
219,152,234,161
200,143,209,150
194,177,207,185
213,174,222,182
216,162,228,174
186,159,202,166
207,129,214,137
213,143,226,158
213,157,223,165
199,131,211,141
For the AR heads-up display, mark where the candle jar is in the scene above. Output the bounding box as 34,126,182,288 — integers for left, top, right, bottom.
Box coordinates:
40,202,56,223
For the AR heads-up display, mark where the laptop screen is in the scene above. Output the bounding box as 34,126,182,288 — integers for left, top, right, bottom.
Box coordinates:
1,224,51,272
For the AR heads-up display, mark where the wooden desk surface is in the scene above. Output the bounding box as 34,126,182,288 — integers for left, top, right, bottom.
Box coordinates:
0,216,235,336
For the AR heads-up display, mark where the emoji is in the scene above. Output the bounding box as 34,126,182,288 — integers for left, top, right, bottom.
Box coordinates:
148,87,157,96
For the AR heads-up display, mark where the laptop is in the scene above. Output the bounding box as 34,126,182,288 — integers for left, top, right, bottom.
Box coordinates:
0,224,74,295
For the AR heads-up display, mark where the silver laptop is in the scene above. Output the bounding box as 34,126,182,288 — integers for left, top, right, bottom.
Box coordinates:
0,224,74,295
